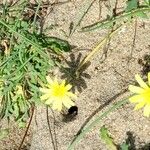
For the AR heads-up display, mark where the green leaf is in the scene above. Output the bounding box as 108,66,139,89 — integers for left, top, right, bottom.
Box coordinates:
100,126,117,150
45,37,71,53
14,103,19,118
21,21,29,29
125,0,138,12
120,142,129,150
135,11,149,18
18,121,26,128
0,129,9,139
18,98,26,113
144,0,150,6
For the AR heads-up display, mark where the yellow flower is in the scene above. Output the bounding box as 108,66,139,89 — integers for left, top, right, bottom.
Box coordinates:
129,73,150,117
40,76,77,111
16,85,24,96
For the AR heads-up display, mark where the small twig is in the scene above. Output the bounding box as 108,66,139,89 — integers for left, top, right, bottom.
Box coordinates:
98,0,102,19
32,0,41,32
51,109,58,150
127,19,137,64
113,0,119,16
46,106,56,150
18,106,35,150
51,0,71,6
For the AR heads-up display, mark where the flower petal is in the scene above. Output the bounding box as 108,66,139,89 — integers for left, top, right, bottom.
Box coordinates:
135,74,149,89
65,84,72,90
39,77,76,111
46,76,53,85
67,92,77,99
45,98,54,105
52,100,62,111
63,98,75,108
134,101,146,110
54,77,58,85
40,94,50,101
40,88,51,94
128,85,145,94
143,104,150,117
61,80,66,87
129,95,144,103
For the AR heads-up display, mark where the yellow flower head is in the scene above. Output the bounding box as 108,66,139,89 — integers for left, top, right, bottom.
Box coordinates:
129,73,150,117
40,76,77,111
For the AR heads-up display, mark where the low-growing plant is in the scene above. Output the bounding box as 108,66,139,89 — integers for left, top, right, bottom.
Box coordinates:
0,0,150,149
0,0,71,127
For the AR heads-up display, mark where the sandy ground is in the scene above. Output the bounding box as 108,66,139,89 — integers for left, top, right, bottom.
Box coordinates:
30,0,150,150
1,0,150,150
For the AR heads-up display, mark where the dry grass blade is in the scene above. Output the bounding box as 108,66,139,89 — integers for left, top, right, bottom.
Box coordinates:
76,24,123,74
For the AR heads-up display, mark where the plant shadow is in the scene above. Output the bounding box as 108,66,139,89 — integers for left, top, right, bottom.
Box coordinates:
138,54,150,75
60,53,91,93
123,131,136,150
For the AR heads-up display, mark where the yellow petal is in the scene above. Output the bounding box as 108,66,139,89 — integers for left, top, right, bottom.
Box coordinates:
52,100,62,111
67,92,77,99
40,94,50,101
135,74,149,89
61,80,66,87
129,95,144,103
54,77,58,85
63,98,75,108
46,76,53,85
129,85,145,94
57,103,63,111
134,101,146,110
66,84,72,90
143,104,150,117
148,72,150,86
45,98,53,105
40,88,51,93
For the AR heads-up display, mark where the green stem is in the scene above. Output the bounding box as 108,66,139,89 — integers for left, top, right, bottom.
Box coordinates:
67,98,129,150
32,0,41,33
82,7,150,32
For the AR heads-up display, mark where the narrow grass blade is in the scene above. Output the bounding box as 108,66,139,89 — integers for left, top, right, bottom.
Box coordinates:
77,25,122,73
67,98,129,150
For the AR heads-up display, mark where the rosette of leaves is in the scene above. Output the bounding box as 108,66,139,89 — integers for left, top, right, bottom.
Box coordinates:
0,14,71,127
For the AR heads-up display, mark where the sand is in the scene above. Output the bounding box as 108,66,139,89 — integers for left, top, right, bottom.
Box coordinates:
1,0,150,150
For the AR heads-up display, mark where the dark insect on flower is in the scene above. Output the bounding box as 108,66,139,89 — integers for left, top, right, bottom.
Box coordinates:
62,106,78,122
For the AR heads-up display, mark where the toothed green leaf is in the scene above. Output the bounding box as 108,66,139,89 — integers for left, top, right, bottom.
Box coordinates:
135,11,149,18
120,142,129,150
100,126,117,150
144,0,150,6
125,0,138,12
0,129,9,139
